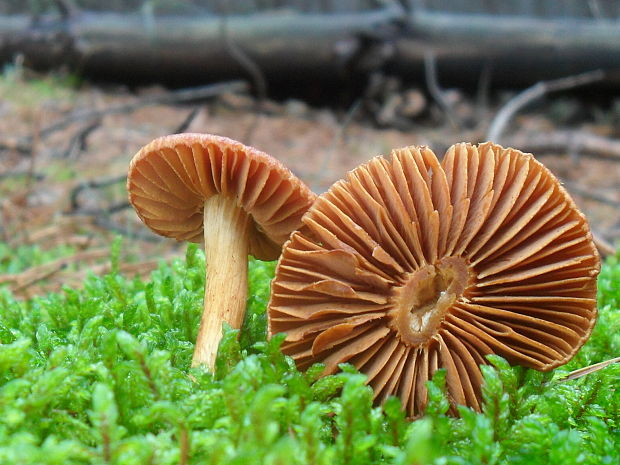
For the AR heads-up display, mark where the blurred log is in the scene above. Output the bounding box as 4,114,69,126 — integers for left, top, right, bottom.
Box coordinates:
394,11,620,87
2,8,620,88
0,8,403,84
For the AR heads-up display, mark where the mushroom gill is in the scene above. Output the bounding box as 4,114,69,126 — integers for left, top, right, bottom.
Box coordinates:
267,142,600,417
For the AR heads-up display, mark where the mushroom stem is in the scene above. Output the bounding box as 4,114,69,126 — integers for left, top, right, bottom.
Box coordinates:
192,196,250,369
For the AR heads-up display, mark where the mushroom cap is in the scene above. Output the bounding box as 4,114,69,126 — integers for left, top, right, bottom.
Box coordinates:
268,142,600,417
127,133,316,260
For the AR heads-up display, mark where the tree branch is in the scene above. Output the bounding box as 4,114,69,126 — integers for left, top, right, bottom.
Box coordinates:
486,69,606,141
504,129,620,162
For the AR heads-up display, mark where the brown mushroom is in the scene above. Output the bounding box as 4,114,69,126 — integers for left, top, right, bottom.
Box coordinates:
127,133,316,368
268,142,600,417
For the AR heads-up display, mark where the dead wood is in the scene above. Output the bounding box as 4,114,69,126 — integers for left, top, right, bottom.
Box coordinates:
92,217,162,242
558,357,620,382
486,70,606,141
424,51,463,129
174,108,201,134
39,81,249,139
0,8,402,82
6,259,161,299
0,81,249,156
61,118,101,159
592,233,617,258
0,248,109,286
395,11,620,87
504,130,620,162
68,174,126,211
562,180,618,208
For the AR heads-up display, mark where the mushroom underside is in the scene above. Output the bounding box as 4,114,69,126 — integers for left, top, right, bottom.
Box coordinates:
269,142,600,417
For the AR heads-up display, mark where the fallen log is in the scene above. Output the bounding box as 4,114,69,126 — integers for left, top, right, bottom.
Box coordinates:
0,8,403,84
394,10,620,87
2,7,620,88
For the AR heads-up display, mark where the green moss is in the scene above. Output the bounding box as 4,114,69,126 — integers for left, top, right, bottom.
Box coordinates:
0,242,618,464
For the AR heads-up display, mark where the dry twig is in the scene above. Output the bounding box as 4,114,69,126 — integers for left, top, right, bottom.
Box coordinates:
0,139,31,154
9,260,161,299
475,60,493,124
61,119,102,159
69,174,127,212
0,249,109,288
504,129,620,162
424,51,462,129
558,357,620,382
0,170,45,181
218,1,267,144
562,180,618,208
11,264,67,293
592,233,617,257
40,81,248,138
92,217,162,242
486,69,606,141
0,81,249,155
174,108,201,134
308,98,363,193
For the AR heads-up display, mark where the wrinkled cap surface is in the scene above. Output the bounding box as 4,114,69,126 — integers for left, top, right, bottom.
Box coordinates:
268,142,600,417
127,133,316,260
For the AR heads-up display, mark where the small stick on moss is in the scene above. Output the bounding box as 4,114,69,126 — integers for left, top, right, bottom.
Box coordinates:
558,357,620,382
178,424,189,465
12,263,67,293
137,352,160,400
101,416,111,464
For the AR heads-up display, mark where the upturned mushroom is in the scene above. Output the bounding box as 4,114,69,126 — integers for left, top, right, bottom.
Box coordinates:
268,142,600,417
127,133,316,368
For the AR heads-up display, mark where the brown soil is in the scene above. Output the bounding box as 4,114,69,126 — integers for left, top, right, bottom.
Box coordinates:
1,79,618,297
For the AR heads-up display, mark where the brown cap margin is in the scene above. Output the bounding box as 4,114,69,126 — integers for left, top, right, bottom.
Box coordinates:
127,133,316,260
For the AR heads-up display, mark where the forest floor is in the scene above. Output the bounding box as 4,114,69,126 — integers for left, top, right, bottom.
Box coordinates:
1,69,619,298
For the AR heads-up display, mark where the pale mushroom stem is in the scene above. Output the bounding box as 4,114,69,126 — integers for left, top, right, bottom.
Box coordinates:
192,196,250,369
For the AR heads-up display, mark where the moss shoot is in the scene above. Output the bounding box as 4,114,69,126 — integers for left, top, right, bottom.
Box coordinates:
0,242,618,464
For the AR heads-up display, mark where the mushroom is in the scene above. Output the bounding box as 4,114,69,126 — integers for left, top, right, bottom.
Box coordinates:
268,142,600,417
127,133,316,368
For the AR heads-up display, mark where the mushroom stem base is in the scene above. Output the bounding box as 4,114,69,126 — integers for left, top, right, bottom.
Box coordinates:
192,197,250,369
390,257,471,346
